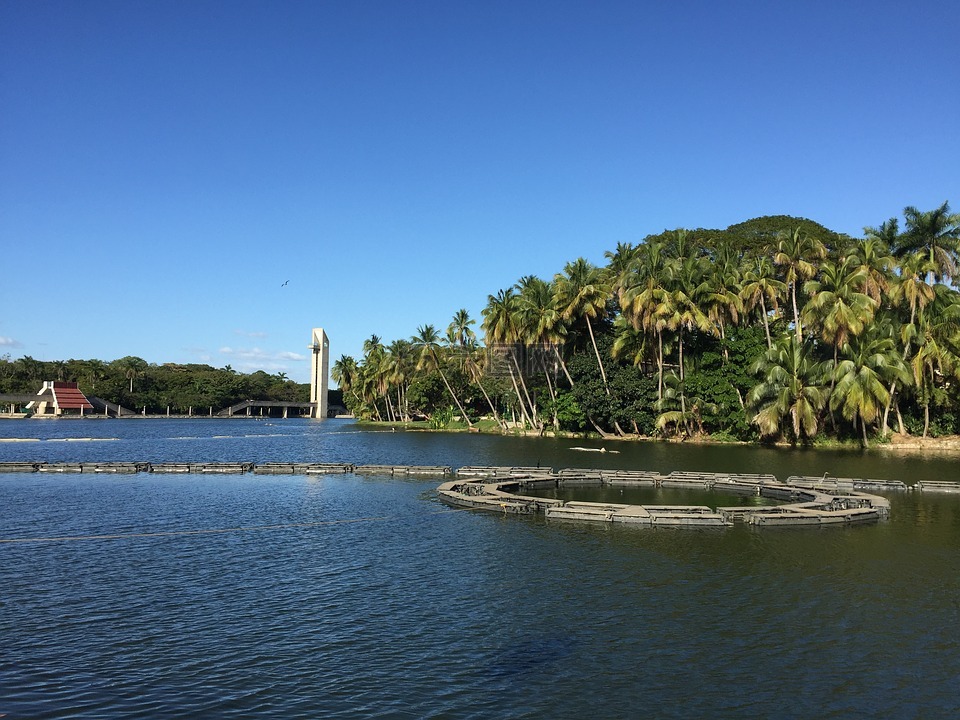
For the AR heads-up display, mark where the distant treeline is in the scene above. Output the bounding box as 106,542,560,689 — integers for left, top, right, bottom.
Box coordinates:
0,355,310,412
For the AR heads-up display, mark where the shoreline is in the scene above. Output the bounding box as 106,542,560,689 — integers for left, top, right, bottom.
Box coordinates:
2,414,958,455
359,420,960,455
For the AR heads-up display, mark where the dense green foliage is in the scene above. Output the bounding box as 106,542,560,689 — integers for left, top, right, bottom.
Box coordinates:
337,204,960,445
0,355,308,413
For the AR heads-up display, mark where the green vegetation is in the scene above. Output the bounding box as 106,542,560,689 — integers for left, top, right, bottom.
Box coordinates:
337,203,960,446
0,356,308,413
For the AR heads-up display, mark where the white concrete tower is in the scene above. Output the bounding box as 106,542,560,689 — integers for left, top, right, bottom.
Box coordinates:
309,328,330,419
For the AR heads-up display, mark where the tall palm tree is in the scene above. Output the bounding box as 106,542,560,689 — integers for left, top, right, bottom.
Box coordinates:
413,324,473,428
331,355,360,406
831,328,910,446
447,309,476,348
117,356,148,394
774,228,826,340
881,252,938,433
748,336,829,442
846,234,895,304
661,247,715,419
907,288,960,437
740,256,785,349
603,241,640,308
554,258,613,392
621,239,672,398
802,256,876,351
387,339,415,421
895,201,960,284
482,287,535,428
704,241,745,360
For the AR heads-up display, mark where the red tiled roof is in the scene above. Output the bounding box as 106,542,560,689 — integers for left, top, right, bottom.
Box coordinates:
52,382,94,410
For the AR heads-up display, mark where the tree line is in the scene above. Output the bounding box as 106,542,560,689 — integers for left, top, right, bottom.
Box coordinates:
334,202,960,445
0,355,308,413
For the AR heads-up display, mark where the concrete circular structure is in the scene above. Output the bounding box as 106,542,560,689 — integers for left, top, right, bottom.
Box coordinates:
438,466,896,528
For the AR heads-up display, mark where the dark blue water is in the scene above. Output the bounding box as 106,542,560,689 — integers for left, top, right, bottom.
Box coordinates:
2,419,959,718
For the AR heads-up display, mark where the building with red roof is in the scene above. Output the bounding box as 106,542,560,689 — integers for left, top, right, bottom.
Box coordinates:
26,381,95,416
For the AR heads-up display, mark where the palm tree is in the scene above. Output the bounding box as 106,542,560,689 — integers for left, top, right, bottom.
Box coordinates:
740,256,785,349
517,276,566,430
621,239,672,398
332,355,360,405
831,327,910,446
603,241,640,308
802,256,876,351
447,309,476,348
482,287,535,428
907,288,960,437
774,228,826,340
413,324,473,428
881,252,938,433
748,336,829,442
660,245,715,420
895,202,960,284
116,356,148,394
554,258,613,392
386,339,415,421
846,233,895,304
704,240,745,360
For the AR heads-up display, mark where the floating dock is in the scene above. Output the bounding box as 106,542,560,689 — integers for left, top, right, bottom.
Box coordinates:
437,468,895,528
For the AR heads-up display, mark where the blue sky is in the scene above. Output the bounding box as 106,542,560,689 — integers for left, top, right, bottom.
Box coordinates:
2,0,957,383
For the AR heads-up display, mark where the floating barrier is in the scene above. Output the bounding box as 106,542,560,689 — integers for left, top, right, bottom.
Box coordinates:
437,467,894,529
0,461,450,477
913,480,960,493
787,475,908,492
354,464,452,476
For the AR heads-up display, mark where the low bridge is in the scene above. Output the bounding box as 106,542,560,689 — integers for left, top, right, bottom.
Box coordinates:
217,400,317,418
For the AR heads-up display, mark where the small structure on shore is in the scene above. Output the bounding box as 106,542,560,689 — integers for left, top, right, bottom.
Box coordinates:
25,381,94,417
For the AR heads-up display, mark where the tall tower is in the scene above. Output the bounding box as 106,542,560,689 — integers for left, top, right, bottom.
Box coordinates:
309,328,329,419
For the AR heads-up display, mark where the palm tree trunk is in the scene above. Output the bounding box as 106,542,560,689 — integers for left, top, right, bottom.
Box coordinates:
760,295,772,349
437,366,473,427
657,330,664,401
554,346,575,387
512,354,540,430
585,316,610,393
476,377,506,431
553,345,607,434
544,370,559,431
507,365,533,429
791,281,802,341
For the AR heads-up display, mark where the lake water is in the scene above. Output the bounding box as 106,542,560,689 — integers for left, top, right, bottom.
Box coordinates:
1,418,959,718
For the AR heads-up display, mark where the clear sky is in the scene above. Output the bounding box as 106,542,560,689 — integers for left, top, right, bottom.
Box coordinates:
2,0,958,383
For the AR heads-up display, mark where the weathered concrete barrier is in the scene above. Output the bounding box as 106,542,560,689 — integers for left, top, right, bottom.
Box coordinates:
37,463,83,473
355,464,451,476
913,481,960,493
0,462,46,473
438,469,893,529
296,463,354,474
788,475,908,492
456,465,553,479
80,462,142,474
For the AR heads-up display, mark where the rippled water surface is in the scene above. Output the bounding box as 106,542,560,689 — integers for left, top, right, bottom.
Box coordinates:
1,419,959,718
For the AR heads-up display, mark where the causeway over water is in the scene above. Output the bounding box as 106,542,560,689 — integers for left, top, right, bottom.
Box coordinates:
1,418,958,718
